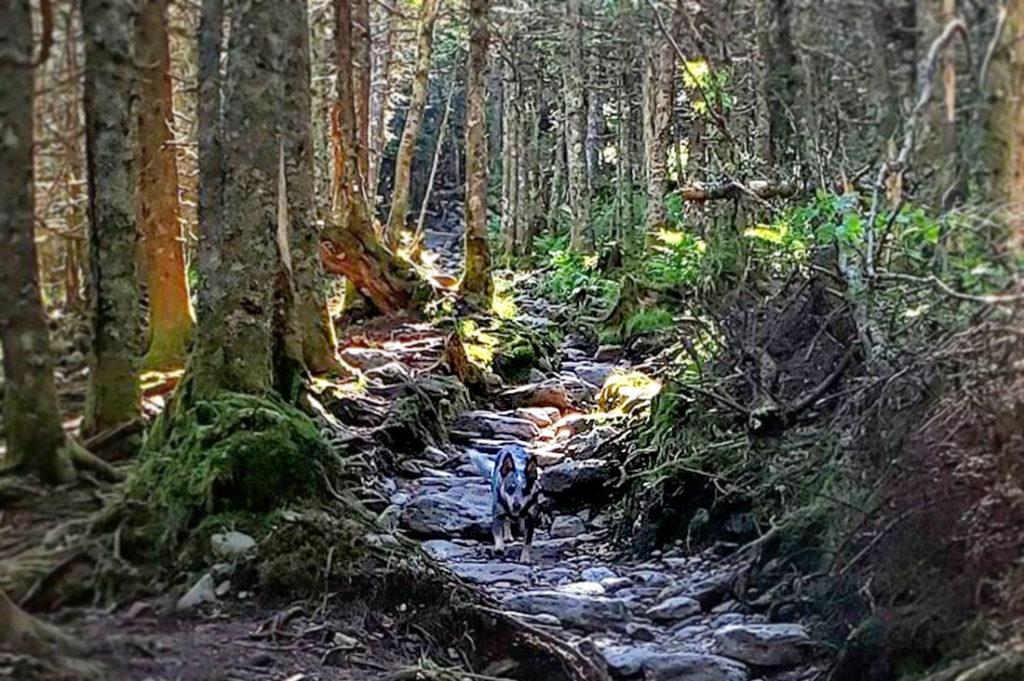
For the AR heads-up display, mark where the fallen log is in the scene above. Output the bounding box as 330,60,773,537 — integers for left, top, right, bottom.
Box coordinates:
678,180,798,202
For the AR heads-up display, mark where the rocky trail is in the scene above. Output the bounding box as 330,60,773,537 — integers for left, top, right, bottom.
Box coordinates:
381,319,822,681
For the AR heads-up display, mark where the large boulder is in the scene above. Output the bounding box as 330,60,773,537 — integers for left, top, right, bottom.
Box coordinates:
399,482,491,538
501,591,629,631
453,410,541,441
451,562,533,585
646,596,701,621
712,623,811,667
540,459,615,500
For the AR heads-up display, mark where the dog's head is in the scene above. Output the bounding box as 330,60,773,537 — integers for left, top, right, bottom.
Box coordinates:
494,445,538,517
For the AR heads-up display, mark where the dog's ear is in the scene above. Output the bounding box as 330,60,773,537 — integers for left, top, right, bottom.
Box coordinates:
499,452,516,478
525,454,538,481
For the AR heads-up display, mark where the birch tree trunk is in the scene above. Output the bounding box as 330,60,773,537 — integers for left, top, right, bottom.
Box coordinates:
136,0,194,371
386,0,443,242
462,0,493,300
0,0,76,484
563,0,590,252
82,0,142,436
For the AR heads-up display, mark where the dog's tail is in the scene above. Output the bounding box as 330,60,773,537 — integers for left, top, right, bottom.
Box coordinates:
468,451,494,479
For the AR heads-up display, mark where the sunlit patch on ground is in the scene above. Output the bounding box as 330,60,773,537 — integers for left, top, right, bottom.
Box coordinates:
597,370,662,416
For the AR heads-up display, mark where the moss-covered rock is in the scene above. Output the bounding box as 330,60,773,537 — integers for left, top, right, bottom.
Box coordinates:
130,391,332,536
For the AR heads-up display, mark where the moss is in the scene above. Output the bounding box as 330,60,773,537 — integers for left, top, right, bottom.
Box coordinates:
130,391,331,539
258,508,366,595
493,337,536,383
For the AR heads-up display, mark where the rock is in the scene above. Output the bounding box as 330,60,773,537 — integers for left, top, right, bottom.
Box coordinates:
501,591,629,631
566,361,616,388
400,482,492,538
550,515,587,538
632,570,675,588
514,407,560,428
600,577,633,593
644,653,749,681
557,581,606,596
540,459,615,498
600,645,652,677
451,562,532,585
495,380,572,412
712,624,811,667
594,345,624,362
339,347,399,370
210,531,256,559
454,411,541,441
421,539,478,561
710,613,745,629
331,632,360,650
177,573,217,610
673,625,710,641
536,567,577,585
685,573,734,611
647,596,702,621
528,368,547,383
626,622,658,642
507,611,562,628
582,566,616,582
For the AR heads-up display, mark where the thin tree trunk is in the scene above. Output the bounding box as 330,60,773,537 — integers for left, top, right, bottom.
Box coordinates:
988,0,1024,248
416,76,457,237
386,0,443,242
82,0,142,436
755,0,798,166
0,0,76,484
136,0,194,371
369,5,400,200
501,43,519,256
563,0,589,252
462,0,493,300
353,0,371,191
517,94,538,256
283,0,339,373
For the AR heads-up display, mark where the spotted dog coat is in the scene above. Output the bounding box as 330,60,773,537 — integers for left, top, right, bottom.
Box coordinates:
470,445,540,563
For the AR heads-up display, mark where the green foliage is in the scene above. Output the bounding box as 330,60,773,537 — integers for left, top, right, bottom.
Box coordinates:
536,248,619,310
623,306,674,339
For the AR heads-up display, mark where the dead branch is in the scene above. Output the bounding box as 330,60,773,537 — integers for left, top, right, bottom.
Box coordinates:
678,180,798,202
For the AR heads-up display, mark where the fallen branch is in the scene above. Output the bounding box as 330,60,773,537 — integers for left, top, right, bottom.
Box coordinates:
678,180,798,202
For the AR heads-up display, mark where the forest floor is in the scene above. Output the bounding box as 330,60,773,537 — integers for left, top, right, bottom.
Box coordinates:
3,226,822,681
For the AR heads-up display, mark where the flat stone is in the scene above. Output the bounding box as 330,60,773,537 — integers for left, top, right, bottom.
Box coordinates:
177,573,217,610
626,622,658,642
451,562,532,585
400,482,492,538
339,347,399,370
712,624,811,667
540,459,615,498
507,611,562,628
647,596,702,621
536,566,577,585
210,531,256,559
644,652,749,681
566,361,616,388
557,581,606,596
501,591,629,631
673,624,710,641
454,411,541,441
600,645,652,677
601,577,634,593
550,515,587,538
514,407,560,428
632,570,675,588
495,380,573,411
582,567,617,582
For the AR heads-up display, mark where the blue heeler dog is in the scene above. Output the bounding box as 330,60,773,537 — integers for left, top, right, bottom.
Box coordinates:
470,445,540,563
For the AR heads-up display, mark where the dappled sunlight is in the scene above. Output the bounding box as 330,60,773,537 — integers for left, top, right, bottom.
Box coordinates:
596,370,663,416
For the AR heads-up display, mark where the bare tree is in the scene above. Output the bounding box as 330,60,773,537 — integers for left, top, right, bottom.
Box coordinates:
462,0,493,300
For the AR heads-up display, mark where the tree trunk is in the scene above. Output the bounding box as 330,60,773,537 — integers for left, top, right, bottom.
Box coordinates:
136,0,194,371
642,25,672,247
283,0,339,373
192,0,287,397
755,0,798,166
82,0,142,436
323,0,426,314
0,0,76,484
386,0,443,242
353,0,371,191
369,5,400,199
517,94,537,256
563,0,589,252
988,0,1024,248
501,42,519,256
615,0,636,255
462,0,493,300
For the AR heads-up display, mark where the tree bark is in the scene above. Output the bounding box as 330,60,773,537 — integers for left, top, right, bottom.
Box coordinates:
462,0,493,300
353,0,371,191
192,0,286,397
82,0,142,436
369,5,400,199
386,0,443,242
755,0,798,166
988,0,1024,248
282,0,340,373
0,0,76,484
136,0,194,371
642,1,677,248
501,40,520,256
563,0,590,252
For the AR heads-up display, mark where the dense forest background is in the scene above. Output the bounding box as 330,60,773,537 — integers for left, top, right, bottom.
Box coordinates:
1,0,1023,680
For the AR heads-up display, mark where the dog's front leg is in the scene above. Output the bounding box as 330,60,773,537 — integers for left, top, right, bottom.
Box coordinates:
492,515,506,552
503,517,514,542
519,516,535,564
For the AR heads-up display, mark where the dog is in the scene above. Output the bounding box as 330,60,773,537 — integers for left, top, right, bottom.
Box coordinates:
470,445,541,563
